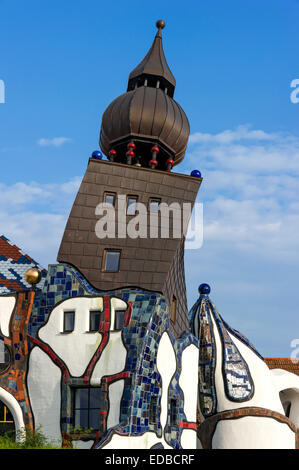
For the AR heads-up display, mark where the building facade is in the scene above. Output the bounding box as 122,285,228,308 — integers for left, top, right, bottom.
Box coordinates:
0,21,298,449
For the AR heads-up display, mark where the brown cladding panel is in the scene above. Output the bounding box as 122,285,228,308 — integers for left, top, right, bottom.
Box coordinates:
57,159,201,335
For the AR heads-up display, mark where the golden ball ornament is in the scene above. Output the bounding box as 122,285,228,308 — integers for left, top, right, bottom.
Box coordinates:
25,268,42,286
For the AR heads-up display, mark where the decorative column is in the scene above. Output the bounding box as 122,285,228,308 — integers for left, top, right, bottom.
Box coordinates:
166,158,174,172
109,149,117,162
126,142,136,165
150,145,159,169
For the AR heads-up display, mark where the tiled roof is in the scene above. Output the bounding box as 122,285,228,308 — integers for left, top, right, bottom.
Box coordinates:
264,358,299,376
0,235,47,294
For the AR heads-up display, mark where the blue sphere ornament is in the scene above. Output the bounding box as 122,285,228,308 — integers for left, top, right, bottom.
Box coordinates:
198,283,211,295
191,169,201,178
92,150,103,160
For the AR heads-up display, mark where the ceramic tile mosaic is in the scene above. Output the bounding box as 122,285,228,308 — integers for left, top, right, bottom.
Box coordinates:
209,300,254,402
189,295,217,417
28,263,198,448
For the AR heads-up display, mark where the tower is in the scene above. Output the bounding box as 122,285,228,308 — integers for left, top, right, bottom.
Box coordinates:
57,20,202,338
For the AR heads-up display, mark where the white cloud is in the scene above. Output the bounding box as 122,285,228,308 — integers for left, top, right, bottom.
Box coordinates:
185,125,299,264
184,125,299,356
37,137,72,147
189,125,276,145
0,177,81,267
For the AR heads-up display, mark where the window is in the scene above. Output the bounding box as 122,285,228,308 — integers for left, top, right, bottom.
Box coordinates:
0,402,13,424
0,400,14,436
73,388,102,430
127,196,138,215
114,310,126,330
170,295,177,324
170,399,178,426
63,311,75,333
104,192,116,207
90,310,102,332
149,396,158,425
0,340,10,372
103,250,121,272
149,198,161,212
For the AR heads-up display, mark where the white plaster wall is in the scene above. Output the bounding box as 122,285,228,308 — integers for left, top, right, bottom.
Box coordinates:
90,331,127,385
179,344,199,422
181,429,197,449
73,440,94,449
212,417,296,449
271,369,299,427
0,386,24,441
101,332,178,449
156,332,176,430
211,315,284,414
110,298,127,331
38,297,103,377
0,296,16,337
27,347,62,445
107,380,124,429
101,431,172,450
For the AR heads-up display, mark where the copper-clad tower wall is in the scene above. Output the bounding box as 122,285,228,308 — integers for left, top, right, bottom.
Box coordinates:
57,21,202,338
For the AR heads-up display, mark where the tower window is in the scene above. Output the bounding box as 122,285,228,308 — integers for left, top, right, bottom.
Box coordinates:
63,311,75,333
90,310,102,332
104,192,116,207
127,196,138,215
103,250,121,272
149,198,161,212
170,295,177,324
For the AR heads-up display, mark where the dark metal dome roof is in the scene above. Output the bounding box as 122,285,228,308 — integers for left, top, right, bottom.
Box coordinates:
127,21,176,96
99,21,190,169
100,86,189,166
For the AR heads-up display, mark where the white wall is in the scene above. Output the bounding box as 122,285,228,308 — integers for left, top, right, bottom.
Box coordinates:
212,417,296,449
0,296,15,337
27,347,62,445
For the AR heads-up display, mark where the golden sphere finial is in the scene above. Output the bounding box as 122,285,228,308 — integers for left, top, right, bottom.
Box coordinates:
25,268,42,286
156,19,165,30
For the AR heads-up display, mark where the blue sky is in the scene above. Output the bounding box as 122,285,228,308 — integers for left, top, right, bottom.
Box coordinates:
0,0,299,357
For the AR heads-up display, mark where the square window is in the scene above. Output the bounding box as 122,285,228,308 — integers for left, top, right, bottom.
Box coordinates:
127,196,138,215
64,311,75,332
150,199,161,212
103,250,121,272
104,192,116,207
90,310,102,332
114,310,126,330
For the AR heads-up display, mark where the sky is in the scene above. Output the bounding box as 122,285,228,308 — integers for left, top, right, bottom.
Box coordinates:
0,0,299,357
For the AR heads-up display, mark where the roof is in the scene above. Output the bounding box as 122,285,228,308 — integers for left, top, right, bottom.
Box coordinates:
0,235,47,294
264,358,299,376
128,23,176,92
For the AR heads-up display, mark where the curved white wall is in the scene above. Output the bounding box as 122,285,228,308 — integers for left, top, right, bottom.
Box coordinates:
91,331,127,385
27,347,62,444
38,297,103,377
0,296,16,337
212,417,296,449
211,315,284,414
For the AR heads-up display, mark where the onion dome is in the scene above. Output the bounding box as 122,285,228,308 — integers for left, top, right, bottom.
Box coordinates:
99,20,190,170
